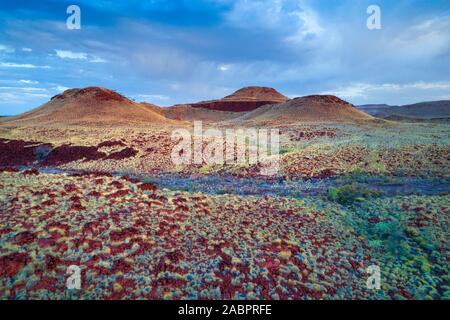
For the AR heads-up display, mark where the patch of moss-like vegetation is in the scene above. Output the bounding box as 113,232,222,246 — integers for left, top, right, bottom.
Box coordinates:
327,184,383,206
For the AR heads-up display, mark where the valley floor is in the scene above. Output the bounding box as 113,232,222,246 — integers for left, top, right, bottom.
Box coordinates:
0,122,448,299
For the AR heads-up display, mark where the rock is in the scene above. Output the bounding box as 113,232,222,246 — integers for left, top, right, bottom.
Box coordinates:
278,251,292,260
113,282,123,293
231,257,242,265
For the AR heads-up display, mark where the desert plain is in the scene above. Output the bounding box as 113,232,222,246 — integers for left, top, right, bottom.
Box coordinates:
0,86,448,299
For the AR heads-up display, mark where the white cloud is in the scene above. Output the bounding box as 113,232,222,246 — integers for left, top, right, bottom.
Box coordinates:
21,87,47,92
54,85,70,92
218,64,230,71
322,82,450,99
90,56,108,63
437,94,450,100
22,47,32,52
0,86,51,106
226,0,323,43
381,15,450,62
226,0,285,30
0,86,47,92
0,62,51,69
408,82,450,90
55,49,88,60
285,8,323,44
19,80,39,84
322,84,373,98
0,44,15,53
54,50,108,63
0,92,51,105
137,94,170,101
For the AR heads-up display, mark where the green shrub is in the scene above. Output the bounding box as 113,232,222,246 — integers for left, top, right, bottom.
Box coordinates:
199,165,212,174
327,184,383,205
368,239,384,249
279,146,293,155
327,187,339,201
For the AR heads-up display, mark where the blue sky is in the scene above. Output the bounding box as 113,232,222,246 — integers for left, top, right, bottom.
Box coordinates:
0,0,449,115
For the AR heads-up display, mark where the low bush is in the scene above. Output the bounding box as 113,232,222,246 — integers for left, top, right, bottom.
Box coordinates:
327,184,383,205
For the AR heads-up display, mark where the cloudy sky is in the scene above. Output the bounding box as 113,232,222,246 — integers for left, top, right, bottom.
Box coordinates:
0,0,449,115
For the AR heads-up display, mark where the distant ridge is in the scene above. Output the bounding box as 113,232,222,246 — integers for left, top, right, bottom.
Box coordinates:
375,100,450,120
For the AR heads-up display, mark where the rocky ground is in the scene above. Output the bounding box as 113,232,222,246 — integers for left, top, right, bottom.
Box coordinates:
0,122,448,300
0,169,448,299
0,122,448,178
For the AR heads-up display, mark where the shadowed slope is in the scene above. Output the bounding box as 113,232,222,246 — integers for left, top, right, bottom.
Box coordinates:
189,86,289,112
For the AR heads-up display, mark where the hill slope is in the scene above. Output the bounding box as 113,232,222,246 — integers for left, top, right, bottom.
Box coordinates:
1,87,177,126
144,103,243,122
233,95,374,125
190,86,289,112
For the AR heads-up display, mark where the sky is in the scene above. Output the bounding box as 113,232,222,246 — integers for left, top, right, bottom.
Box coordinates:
0,0,449,115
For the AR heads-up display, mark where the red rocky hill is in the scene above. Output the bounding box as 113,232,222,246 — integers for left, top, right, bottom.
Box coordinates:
189,86,289,112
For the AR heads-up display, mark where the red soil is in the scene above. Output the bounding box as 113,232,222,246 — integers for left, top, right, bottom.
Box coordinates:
40,145,106,166
139,183,157,192
105,147,138,160
97,140,126,148
190,86,289,112
0,139,51,167
191,100,281,112
0,252,30,277
13,231,37,245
